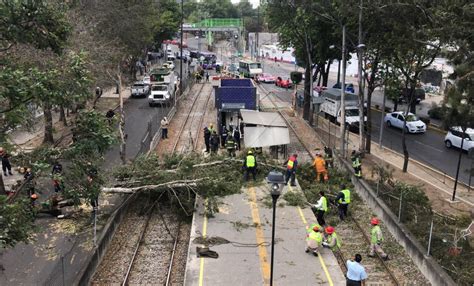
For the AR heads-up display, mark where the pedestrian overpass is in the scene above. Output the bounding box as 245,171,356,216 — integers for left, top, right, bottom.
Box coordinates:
183,18,243,51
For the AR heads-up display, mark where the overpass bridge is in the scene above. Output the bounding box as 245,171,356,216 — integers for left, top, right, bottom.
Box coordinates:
183,18,244,52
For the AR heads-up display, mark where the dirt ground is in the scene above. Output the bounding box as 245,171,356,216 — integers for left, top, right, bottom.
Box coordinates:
363,154,472,217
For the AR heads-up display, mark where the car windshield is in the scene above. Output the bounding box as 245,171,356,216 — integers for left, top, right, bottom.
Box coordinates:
133,84,144,88
405,114,418,122
345,109,359,117
152,85,167,91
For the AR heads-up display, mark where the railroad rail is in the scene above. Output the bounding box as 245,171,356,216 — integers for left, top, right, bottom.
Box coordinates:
259,84,400,286
172,83,213,153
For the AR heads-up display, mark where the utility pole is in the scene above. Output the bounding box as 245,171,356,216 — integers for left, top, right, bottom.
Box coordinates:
340,25,347,157
256,0,260,61
357,0,365,152
180,0,184,97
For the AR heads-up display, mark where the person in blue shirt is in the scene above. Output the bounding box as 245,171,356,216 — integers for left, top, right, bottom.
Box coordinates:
346,254,368,286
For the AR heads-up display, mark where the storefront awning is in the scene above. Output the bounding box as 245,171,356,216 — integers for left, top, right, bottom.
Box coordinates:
240,110,289,148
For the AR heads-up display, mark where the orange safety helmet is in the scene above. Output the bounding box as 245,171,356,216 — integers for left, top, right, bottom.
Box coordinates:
325,226,335,235
30,193,38,200
312,225,320,232
371,218,380,225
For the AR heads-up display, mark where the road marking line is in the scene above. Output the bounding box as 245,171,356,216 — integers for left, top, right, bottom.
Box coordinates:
248,187,271,285
198,199,208,286
413,140,443,153
290,186,334,286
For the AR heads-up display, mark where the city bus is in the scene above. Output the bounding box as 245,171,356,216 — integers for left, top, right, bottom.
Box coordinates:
238,60,263,78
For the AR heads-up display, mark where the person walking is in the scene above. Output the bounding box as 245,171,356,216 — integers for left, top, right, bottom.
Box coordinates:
313,191,328,226
210,130,220,154
205,71,210,82
233,128,241,150
225,134,237,157
313,152,328,182
369,218,389,260
322,226,342,251
0,147,13,176
284,154,298,186
203,127,211,153
351,150,362,178
161,117,169,139
305,224,323,257
335,184,351,220
346,254,368,286
243,150,257,181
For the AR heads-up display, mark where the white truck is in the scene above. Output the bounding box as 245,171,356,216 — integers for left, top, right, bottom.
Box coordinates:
148,67,177,106
319,88,363,127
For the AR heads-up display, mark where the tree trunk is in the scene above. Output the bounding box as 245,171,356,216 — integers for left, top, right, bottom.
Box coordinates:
118,71,126,165
401,81,415,173
0,175,6,195
365,85,375,153
322,61,331,87
59,105,67,126
43,101,54,144
303,62,311,120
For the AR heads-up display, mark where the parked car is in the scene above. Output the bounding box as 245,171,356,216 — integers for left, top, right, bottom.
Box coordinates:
167,53,176,61
148,84,173,107
384,111,426,133
275,77,292,88
444,127,474,151
131,81,150,97
142,76,151,86
257,73,277,83
165,61,175,70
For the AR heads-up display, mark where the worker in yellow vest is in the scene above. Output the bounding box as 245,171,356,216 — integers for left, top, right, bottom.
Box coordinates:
335,184,351,221
313,191,328,226
369,218,389,260
284,154,298,186
322,226,342,251
243,150,257,181
305,224,323,257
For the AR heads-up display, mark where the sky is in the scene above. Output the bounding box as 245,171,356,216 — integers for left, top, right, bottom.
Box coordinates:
231,0,260,8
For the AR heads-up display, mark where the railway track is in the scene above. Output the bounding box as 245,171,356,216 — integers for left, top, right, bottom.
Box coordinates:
258,84,400,286
172,83,213,153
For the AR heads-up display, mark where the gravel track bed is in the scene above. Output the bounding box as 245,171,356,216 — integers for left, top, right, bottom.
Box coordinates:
174,83,213,153
169,222,192,285
156,83,202,156
91,200,151,285
127,208,180,284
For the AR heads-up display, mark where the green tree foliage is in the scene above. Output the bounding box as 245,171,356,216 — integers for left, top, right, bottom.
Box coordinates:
0,197,35,249
0,0,70,53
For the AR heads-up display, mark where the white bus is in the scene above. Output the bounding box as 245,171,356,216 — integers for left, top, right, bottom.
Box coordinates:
239,60,263,78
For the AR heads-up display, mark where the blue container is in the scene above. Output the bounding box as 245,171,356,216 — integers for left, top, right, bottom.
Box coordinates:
216,79,257,111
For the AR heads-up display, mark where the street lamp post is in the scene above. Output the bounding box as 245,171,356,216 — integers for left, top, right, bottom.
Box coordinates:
180,0,184,98
340,25,347,157
266,171,285,286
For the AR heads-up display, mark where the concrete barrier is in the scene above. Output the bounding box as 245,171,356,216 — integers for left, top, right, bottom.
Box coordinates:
75,193,137,286
336,157,456,286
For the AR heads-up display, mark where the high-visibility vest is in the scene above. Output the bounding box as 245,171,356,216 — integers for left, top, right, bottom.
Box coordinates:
338,189,351,204
287,156,296,169
307,230,323,243
327,233,342,249
306,223,321,234
352,155,361,167
246,155,255,167
226,138,235,149
371,225,384,244
320,196,328,212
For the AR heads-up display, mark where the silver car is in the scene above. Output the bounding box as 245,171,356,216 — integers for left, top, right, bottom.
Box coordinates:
131,81,150,97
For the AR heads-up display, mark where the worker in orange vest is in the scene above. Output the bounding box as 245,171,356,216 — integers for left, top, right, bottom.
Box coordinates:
284,154,298,186
313,151,328,182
